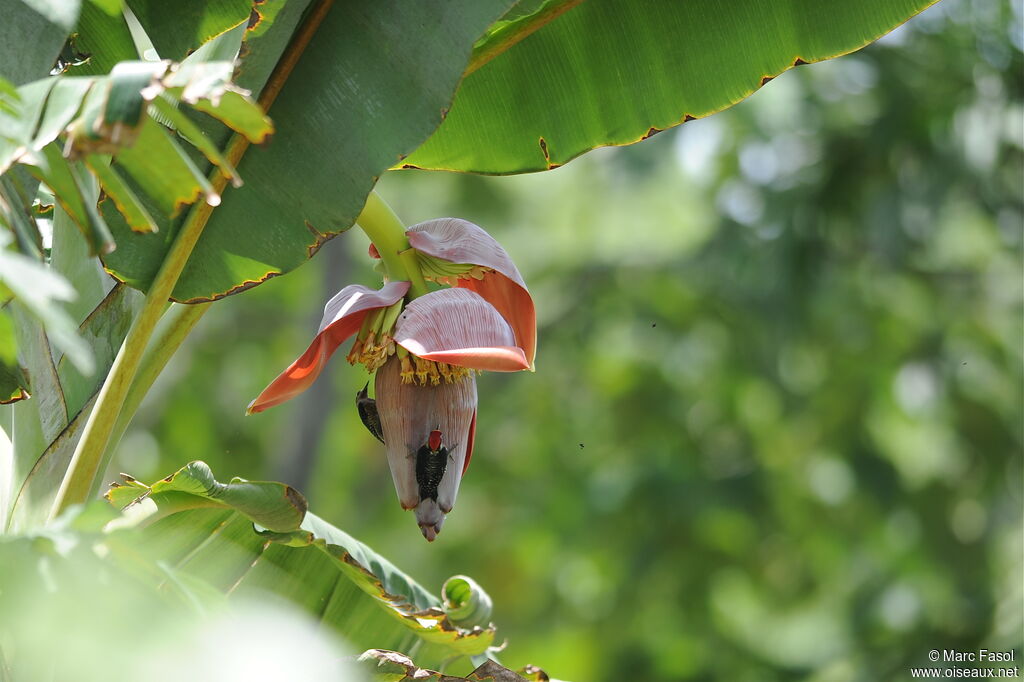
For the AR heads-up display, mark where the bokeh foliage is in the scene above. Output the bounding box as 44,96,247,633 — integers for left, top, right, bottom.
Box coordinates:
109,2,1021,680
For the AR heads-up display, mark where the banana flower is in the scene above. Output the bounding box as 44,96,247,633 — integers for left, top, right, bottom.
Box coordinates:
248,218,534,540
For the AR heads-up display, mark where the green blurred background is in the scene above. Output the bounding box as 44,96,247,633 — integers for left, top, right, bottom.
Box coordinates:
109,2,1022,680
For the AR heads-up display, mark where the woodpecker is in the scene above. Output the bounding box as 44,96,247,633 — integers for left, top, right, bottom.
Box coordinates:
355,383,385,444
415,429,451,502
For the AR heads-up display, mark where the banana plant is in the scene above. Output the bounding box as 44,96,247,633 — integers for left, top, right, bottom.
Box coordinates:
0,0,938,678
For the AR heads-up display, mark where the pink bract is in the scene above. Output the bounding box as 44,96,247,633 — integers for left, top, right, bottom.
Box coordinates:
393,288,529,372
407,218,536,368
246,281,409,414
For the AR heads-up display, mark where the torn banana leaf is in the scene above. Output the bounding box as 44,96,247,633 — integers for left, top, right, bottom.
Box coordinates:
2,59,270,253
105,461,499,667
358,649,563,682
0,307,27,404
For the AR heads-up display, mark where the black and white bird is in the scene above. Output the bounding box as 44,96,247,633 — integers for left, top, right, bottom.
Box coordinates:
355,383,385,444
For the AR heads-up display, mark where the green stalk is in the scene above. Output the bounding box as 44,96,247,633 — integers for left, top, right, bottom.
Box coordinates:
399,247,430,297
50,189,225,517
356,191,429,298
99,302,209,497
378,299,405,335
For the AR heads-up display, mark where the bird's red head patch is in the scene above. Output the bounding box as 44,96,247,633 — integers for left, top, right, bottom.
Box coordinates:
428,429,443,452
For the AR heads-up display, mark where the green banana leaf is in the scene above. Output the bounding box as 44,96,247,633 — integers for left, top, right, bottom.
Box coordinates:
0,229,90,385
403,0,938,173
104,461,500,669
3,193,138,533
6,0,939,302
0,309,28,405
358,649,557,682
2,59,271,255
97,0,515,302
0,502,357,682
70,1,137,77
125,0,252,63
7,284,141,532
0,495,547,680
0,362,27,405
0,0,80,86
69,0,252,76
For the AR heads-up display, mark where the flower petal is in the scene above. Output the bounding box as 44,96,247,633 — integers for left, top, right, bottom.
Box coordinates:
247,282,409,414
407,218,536,367
462,410,476,476
394,288,529,372
375,356,477,521
458,274,536,369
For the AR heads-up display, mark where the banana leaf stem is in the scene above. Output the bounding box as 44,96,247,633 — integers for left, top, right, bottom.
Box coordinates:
356,191,429,298
50,167,230,516
398,247,430,298
100,302,210,496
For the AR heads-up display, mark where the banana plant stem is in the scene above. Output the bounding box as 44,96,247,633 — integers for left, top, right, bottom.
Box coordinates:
50,177,228,517
398,247,430,298
98,302,210,498
356,191,429,298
